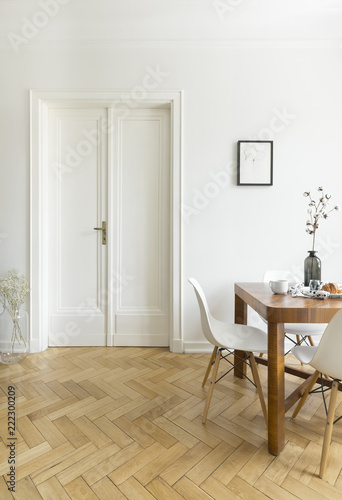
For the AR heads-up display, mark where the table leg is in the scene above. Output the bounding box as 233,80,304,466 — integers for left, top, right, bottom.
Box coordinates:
268,321,285,455
234,294,247,378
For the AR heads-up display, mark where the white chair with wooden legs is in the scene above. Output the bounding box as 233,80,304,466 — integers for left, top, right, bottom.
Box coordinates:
291,308,342,479
263,270,327,352
189,278,268,427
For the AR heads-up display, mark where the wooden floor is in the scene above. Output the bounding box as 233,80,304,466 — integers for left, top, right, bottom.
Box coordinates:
0,347,342,499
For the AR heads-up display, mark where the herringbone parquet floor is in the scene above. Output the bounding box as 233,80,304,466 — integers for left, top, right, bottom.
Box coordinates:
0,347,341,499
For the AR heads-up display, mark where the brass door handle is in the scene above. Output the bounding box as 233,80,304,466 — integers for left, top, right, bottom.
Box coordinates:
93,221,106,245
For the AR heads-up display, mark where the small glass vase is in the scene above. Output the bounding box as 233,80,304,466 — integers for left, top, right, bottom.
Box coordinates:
304,250,321,287
0,307,29,364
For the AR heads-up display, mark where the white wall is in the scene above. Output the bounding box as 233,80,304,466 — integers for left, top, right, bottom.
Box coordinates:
1,0,342,351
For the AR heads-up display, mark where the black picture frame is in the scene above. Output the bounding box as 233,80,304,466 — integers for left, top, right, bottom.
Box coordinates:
237,140,273,186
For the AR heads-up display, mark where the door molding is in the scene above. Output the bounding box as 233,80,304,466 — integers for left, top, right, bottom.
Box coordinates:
30,89,183,352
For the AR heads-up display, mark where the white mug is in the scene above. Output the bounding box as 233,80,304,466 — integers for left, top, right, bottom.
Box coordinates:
269,280,288,294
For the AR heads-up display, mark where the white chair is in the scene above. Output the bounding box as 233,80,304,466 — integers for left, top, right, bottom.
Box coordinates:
189,278,268,426
291,309,342,478
263,270,327,350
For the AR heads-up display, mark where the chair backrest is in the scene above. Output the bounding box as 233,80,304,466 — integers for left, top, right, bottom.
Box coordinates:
263,270,297,283
188,278,217,346
310,308,342,380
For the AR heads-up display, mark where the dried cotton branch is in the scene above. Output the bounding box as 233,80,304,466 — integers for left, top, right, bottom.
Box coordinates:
303,187,339,251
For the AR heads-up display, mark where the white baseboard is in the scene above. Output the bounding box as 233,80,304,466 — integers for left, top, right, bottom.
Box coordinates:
113,334,169,347
49,334,107,347
28,337,211,354
170,338,183,353
183,341,212,353
29,339,48,353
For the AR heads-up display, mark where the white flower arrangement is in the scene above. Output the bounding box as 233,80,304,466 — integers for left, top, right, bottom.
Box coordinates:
0,269,30,351
304,187,339,252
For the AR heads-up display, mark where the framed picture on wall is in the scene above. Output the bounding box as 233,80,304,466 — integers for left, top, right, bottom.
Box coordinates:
237,140,273,186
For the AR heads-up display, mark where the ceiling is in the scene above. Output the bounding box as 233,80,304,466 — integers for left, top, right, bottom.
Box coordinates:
0,0,342,44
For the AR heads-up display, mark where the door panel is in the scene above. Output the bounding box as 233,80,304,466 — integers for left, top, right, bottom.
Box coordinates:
48,106,170,347
48,109,107,346
112,109,170,346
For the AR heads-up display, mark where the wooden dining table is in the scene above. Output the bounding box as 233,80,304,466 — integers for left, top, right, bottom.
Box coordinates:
234,282,342,456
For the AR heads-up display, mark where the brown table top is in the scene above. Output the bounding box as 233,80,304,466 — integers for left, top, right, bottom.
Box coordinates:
235,282,342,323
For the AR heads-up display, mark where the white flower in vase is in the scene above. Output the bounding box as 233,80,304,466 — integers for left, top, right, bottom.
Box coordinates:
0,269,30,364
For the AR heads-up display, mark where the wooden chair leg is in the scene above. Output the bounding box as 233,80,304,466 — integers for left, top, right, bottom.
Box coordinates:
249,353,268,427
308,335,315,346
320,380,339,478
292,370,320,419
202,349,221,424
202,346,218,387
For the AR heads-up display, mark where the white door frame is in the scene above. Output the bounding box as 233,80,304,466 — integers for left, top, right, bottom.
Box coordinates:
30,89,183,353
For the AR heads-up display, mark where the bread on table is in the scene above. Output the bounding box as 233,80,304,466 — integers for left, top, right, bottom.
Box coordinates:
321,283,342,294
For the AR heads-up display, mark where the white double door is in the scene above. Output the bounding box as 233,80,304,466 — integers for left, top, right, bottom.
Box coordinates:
48,106,170,347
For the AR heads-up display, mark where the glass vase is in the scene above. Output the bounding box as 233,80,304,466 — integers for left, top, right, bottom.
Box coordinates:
0,308,29,364
304,250,321,287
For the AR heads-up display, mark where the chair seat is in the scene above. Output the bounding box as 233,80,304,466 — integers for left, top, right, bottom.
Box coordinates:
260,316,326,336
210,319,268,354
210,317,294,355
292,345,318,364
284,323,326,336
